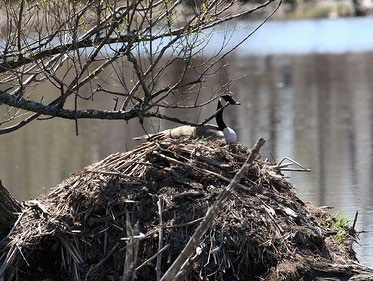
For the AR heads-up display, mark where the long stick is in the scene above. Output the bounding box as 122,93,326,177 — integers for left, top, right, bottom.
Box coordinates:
160,138,266,281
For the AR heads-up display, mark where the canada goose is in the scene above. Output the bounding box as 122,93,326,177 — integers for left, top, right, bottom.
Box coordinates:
134,94,240,143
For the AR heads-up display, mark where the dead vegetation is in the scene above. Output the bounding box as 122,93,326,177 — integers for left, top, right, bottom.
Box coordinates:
0,138,372,280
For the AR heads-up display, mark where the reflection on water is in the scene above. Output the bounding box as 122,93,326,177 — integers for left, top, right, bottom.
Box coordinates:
233,53,373,267
1,32,373,267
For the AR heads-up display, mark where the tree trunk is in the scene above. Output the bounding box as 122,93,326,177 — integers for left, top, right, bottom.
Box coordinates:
0,180,22,239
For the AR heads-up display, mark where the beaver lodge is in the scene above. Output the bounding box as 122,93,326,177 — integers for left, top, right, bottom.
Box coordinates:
0,138,373,281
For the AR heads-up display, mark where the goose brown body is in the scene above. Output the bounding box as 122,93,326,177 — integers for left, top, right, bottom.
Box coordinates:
144,124,224,141
134,94,239,143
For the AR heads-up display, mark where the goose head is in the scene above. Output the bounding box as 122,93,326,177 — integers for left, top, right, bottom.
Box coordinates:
220,93,240,106
216,93,240,143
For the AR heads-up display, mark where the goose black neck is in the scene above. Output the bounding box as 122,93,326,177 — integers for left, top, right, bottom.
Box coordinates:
216,99,227,130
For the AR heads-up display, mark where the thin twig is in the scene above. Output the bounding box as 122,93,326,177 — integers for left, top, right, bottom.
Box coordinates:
257,197,283,234
166,217,204,229
85,169,141,181
135,244,170,272
276,157,310,172
156,197,164,281
352,211,358,232
0,211,25,246
152,151,255,194
173,191,205,199
122,211,140,281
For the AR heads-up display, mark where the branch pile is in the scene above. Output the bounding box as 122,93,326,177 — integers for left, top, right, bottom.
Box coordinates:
0,139,371,280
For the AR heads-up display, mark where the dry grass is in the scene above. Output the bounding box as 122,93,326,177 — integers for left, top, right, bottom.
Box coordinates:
0,138,360,280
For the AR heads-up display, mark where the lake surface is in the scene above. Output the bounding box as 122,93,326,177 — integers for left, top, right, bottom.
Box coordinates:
1,17,373,266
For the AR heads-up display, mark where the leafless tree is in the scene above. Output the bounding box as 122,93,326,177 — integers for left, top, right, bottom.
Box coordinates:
0,0,281,135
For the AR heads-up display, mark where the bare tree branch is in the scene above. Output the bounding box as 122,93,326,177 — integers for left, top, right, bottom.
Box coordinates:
0,0,281,134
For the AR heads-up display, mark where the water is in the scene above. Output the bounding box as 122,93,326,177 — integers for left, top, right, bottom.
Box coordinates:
1,17,373,266
234,54,373,266
212,17,373,55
